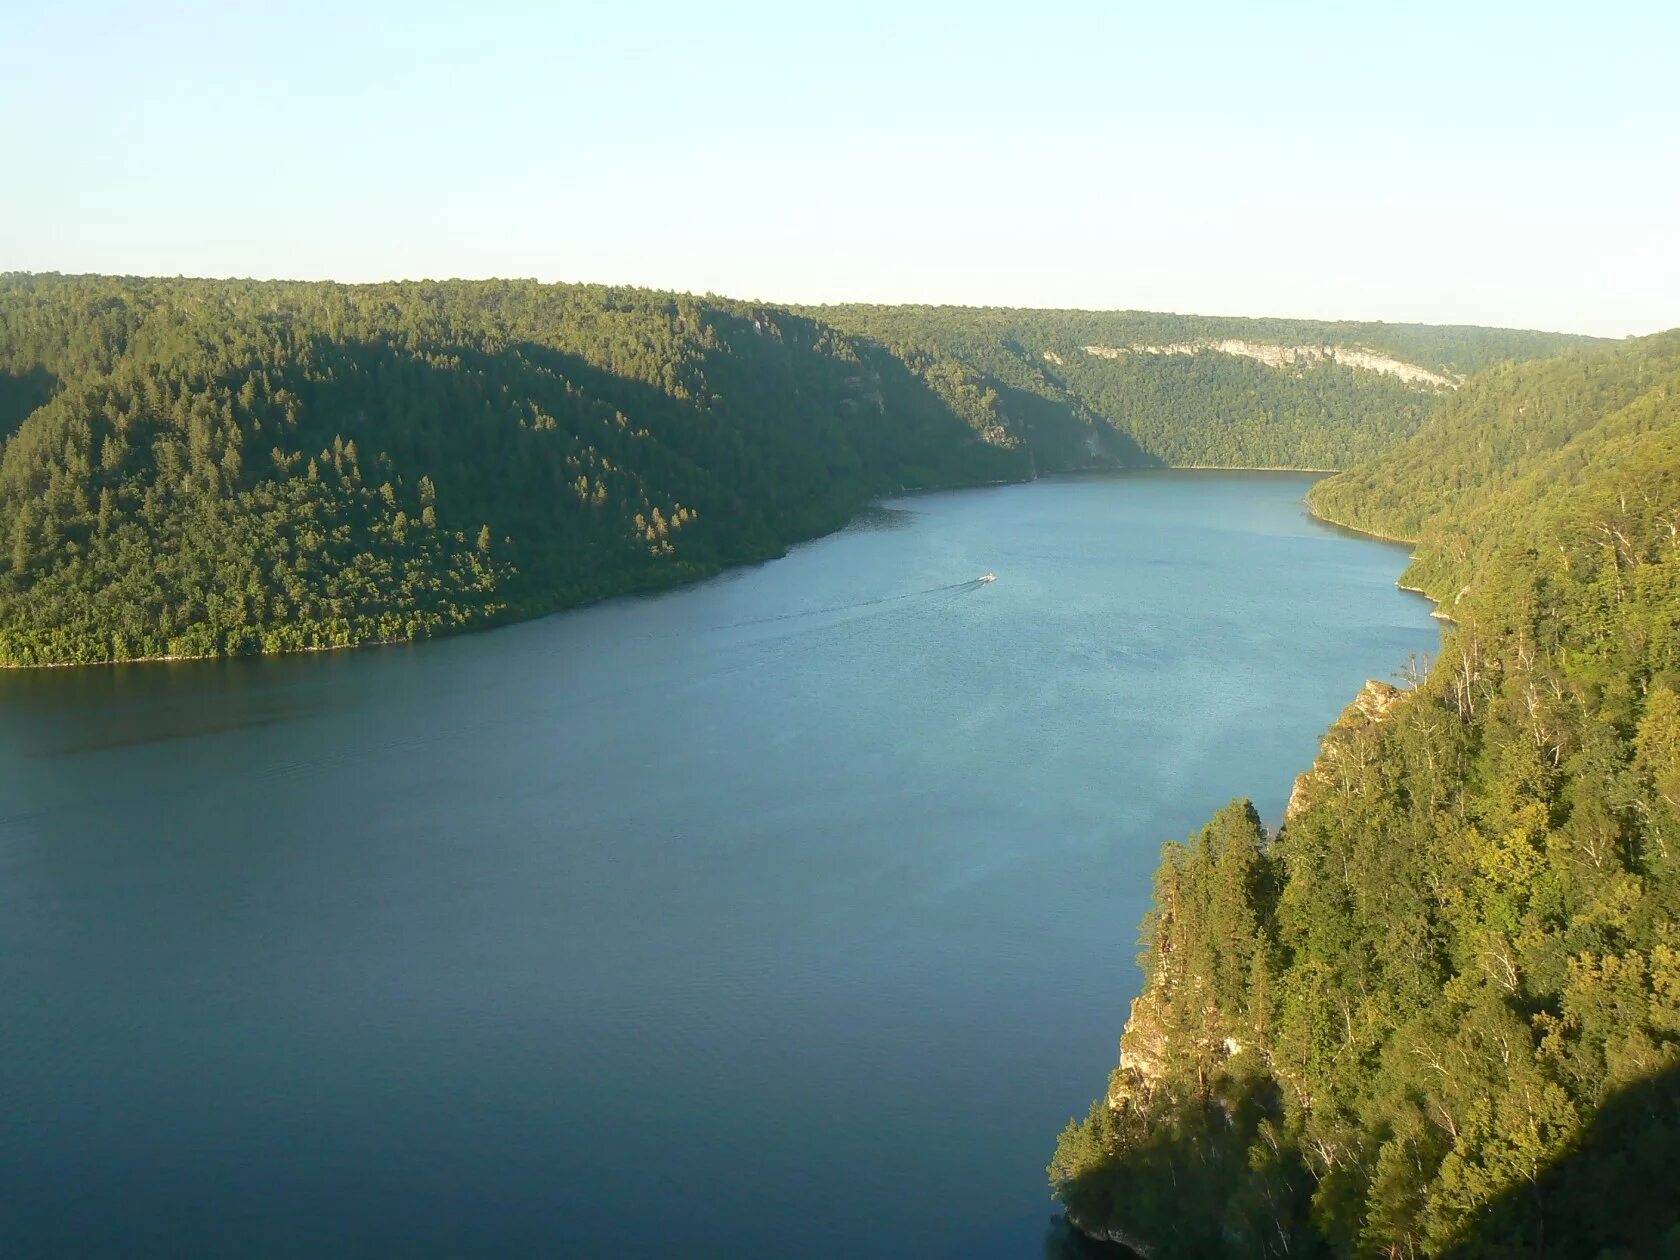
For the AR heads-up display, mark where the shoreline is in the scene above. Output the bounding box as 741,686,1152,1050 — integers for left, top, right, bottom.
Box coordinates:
0,635,406,672
1301,501,1421,546
0,466,1404,672
1171,464,1339,473
1398,581,1458,622
1302,501,1457,623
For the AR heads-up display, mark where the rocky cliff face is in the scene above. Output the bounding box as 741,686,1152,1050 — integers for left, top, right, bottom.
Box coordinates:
1284,679,1405,821
1064,682,1409,1253
1082,341,1458,389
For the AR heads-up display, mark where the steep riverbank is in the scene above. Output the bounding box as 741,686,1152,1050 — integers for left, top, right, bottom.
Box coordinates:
1050,328,1680,1258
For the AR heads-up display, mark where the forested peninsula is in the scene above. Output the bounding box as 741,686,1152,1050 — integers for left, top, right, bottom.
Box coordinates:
0,274,1593,666
1051,330,1680,1257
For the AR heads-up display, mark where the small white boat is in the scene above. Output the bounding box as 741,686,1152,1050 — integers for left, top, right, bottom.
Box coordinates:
978,572,996,583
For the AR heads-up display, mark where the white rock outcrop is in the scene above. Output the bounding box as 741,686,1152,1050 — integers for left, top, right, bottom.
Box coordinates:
1082,340,1458,388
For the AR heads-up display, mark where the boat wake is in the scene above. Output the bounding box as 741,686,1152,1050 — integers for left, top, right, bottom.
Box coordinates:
713,575,992,633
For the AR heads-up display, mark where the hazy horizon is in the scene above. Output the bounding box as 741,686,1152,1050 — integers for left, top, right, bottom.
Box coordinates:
6,1,1677,339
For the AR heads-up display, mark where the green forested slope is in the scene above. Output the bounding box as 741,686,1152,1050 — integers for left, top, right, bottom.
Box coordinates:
808,304,1601,470
0,275,1593,666
0,274,1024,665
1311,330,1680,606
1050,331,1680,1256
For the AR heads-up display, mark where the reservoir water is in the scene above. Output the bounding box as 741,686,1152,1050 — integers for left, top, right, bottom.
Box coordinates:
0,472,1438,1257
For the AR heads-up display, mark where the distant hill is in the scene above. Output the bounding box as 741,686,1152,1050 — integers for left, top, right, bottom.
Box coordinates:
805,303,1603,470
0,274,1595,665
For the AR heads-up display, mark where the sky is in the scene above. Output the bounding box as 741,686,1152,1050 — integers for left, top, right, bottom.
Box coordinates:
4,1,1677,336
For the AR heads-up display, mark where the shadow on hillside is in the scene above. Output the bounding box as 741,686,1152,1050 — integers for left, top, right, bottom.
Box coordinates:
208,321,1037,583
0,365,58,437
989,381,1163,472
1440,1062,1680,1260
511,314,1033,494
1047,1061,1680,1258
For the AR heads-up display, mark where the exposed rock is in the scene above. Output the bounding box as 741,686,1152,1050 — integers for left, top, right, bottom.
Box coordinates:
1072,678,1406,1254
1042,349,1065,366
1065,1211,1156,1258
841,371,886,415
1081,974,1237,1255
1108,994,1169,1106
1082,340,1458,389
1284,679,1405,821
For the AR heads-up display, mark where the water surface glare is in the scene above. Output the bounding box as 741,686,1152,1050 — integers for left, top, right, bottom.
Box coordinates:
0,472,1438,1257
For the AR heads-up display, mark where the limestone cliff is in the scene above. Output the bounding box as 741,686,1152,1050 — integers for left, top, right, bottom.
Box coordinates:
1082,340,1459,389
1284,679,1405,821
1062,683,1409,1253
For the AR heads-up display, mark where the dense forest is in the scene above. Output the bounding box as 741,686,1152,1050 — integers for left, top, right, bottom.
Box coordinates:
1050,330,1680,1256
0,274,1029,665
806,305,1602,470
0,275,1591,666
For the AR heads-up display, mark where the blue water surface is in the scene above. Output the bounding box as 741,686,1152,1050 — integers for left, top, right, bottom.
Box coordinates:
0,472,1438,1257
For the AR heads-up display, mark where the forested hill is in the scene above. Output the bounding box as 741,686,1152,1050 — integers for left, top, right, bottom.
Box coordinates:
1310,329,1680,602
0,274,1031,665
0,274,1592,666
1050,329,1680,1256
806,304,1602,469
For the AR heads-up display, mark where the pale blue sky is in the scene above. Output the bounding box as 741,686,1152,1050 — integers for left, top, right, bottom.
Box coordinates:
5,1,1676,335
